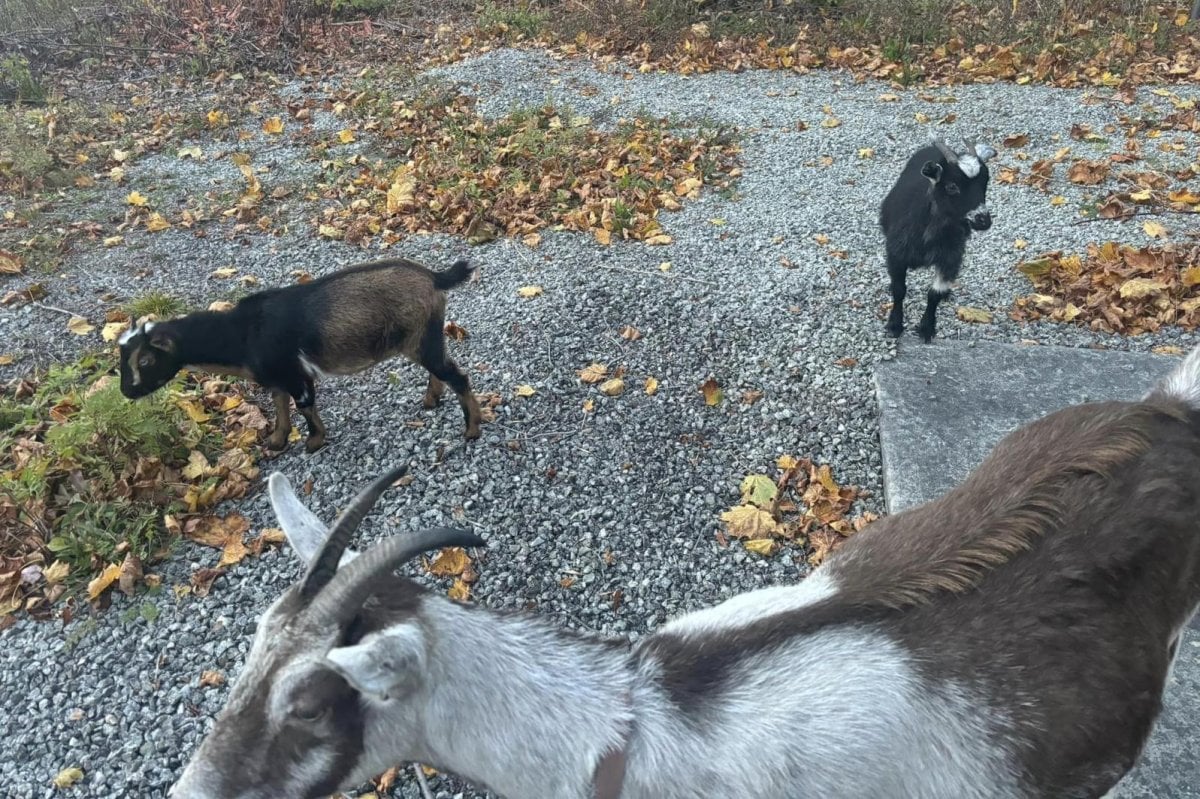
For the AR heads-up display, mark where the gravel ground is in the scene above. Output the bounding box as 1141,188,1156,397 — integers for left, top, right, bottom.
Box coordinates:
2,48,1199,798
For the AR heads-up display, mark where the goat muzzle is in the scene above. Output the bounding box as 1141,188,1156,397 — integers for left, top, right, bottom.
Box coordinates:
967,209,992,231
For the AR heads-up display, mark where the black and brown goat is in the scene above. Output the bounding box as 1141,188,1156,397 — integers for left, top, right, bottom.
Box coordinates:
118,258,482,452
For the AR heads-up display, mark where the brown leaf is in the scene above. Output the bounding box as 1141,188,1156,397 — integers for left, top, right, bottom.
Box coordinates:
427,547,471,577
199,670,226,687
87,563,122,601
0,250,23,275
578,363,608,384
190,568,224,597
700,378,723,406
444,321,469,340
118,553,143,596
720,504,781,539
1002,133,1029,147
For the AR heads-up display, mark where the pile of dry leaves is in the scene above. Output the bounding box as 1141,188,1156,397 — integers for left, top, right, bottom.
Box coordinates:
719,456,877,567
1012,242,1200,335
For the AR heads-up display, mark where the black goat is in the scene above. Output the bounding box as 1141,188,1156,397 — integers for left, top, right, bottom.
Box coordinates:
118,258,482,452
880,137,996,342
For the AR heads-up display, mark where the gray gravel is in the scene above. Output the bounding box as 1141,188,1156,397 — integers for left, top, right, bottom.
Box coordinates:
2,48,1199,798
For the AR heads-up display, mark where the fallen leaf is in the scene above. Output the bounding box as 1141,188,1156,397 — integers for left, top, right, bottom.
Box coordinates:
53,767,84,788
210,267,237,279
444,321,469,340
118,553,143,595
776,454,799,470
177,146,203,159
86,563,121,600
1003,133,1029,147
644,376,659,395
700,377,723,406
956,306,994,324
720,504,780,539
262,117,284,134
67,316,95,336
517,285,543,298
145,213,171,232
101,321,128,342
428,547,471,577
619,325,641,341
208,300,235,312
593,227,612,245
199,670,226,687
447,578,471,601
126,190,148,207
337,128,356,144
1118,278,1167,299
177,399,211,423
599,378,625,396
103,235,123,248
1142,220,1167,238
0,250,24,274
515,384,536,397
743,538,779,556
740,474,778,508
644,234,673,247
578,363,608,383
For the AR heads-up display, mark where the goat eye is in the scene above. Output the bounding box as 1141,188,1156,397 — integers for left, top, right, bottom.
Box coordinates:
292,704,329,723
945,183,961,195
138,355,153,367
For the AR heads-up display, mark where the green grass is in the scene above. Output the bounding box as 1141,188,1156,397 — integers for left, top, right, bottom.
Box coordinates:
125,292,188,320
477,1,549,40
0,351,216,586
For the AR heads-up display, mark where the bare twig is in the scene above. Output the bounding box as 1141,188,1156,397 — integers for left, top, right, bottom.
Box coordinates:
412,763,435,799
31,301,79,317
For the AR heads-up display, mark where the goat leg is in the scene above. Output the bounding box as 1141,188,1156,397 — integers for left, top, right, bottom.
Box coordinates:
885,265,907,338
297,404,327,453
265,390,292,450
916,272,953,343
423,375,446,409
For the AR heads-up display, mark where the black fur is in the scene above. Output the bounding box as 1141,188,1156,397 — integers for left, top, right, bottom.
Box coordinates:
880,142,993,342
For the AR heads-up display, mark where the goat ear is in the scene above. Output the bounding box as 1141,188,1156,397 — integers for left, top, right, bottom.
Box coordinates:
267,472,358,567
921,161,943,184
147,325,177,354
326,623,425,701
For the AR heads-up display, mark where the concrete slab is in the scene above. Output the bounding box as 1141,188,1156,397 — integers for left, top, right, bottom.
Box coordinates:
875,339,1199,798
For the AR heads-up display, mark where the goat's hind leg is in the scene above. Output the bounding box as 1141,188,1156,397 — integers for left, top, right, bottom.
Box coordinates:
265,389,293,450
418,317,481,440
884,257,908,338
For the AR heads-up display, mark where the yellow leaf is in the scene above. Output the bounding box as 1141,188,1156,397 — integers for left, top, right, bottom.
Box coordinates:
1142,220,1167,238
177,146,203,159
743,538,779,556
210,267,238,279
103,235,123,248
659,261,672,272
578,363,608,383
177,398,212,423
644,376,659,395
0,354,13,365
53,767,84,789
517,285,543,298
813,233,830,245
593,227,612,245
337,128,356,144
206,109,228,127
1119,278,1168,299
262,116,284,134
101,321,128,342
208,300,235,312
145,213,171,232
820,116,841,128
776,454,799,470
582,398,595,413
1154,344,1185,355
879,93,899,101
1182,267,1200,287
522,233,541,248
86,563,122,600
1168,190,1200,205
1013,239,1027,250
674,176,702,196
318,224,343,240
67,316,95,336
515,384,536,397
181,450,212,480
109,166,125,183
700,377,723,406
857,148,874,158
447,578,471,601
740,474,778,507
1130,189,1153,202
126,190,148,207
0,249,23,274
599,378,625,396
44,560,70,585
386,175,414,214
955,306,994,324
814,464,841,494
1176,11,1190,25
914,112,930,123
644,233,673,246
1050,195,1066,206
111,148,130,162
219,536,249,568
720,504,780,539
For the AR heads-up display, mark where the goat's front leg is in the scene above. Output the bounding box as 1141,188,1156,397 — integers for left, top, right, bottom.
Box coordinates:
265,389,292,450
885,260,908,338
292,377,327,452
916,271,953,343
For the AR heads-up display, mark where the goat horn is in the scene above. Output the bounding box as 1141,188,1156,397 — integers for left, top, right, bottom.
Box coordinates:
306,526,487,630
931,137,959,164
963,136,978,157
299,463,411,601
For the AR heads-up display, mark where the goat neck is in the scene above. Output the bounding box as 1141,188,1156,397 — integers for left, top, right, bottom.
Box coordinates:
374,595,636,799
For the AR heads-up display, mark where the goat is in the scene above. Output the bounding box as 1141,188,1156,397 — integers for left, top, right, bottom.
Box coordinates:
880,136,996,342
170,346,1200,799
117,257,482,452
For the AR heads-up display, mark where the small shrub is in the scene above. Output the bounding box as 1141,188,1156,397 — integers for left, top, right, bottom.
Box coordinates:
477,1,550,39
0,55,45,102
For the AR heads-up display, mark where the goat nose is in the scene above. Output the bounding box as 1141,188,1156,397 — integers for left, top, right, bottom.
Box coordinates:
969,210,992,231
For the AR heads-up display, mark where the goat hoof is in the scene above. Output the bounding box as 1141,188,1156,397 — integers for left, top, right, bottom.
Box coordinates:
464,426,481,441
304,435,326,453
422,395,441,409
265,432,289,450
884,322,904,338
915,327,936,344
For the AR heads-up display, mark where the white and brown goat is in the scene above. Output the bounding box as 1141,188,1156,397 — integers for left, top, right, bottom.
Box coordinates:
118,258,482,452
171,346,1200,799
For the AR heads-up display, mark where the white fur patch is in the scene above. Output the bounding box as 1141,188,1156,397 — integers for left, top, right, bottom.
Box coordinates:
1155,344,1200,409
144,321,157,333
974,143,997,162
958,155,981,178
117,327,138,346
299,352,328,381
659,570,838,636
932,275,954,294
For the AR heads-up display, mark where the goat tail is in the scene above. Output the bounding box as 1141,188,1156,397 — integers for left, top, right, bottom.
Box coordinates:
1149,343,1200,410
433,259,476,291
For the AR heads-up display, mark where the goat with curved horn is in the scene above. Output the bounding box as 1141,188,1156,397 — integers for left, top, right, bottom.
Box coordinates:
299,462,412,600
931,136,959,164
